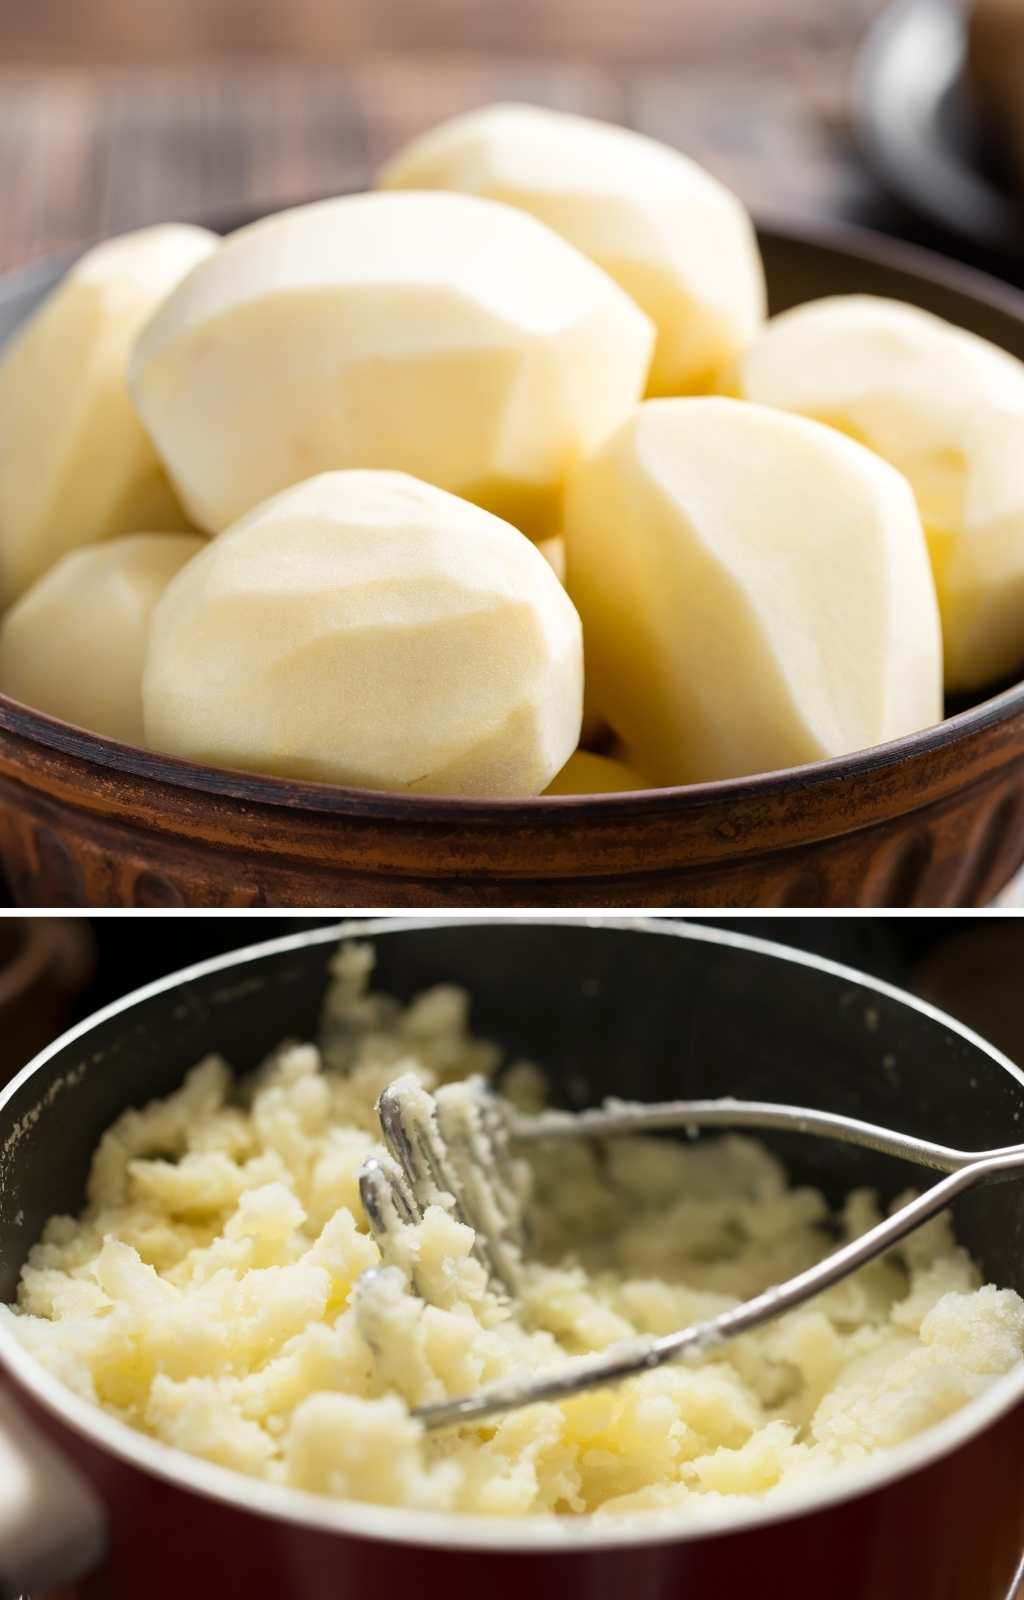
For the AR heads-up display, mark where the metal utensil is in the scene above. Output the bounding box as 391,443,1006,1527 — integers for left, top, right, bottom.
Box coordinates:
359,1077,1024,1431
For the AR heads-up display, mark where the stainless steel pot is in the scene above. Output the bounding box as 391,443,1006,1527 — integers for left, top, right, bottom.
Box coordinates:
1,916,1023,1598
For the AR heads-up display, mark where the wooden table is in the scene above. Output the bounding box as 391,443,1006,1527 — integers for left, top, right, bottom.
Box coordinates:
0,0,904,274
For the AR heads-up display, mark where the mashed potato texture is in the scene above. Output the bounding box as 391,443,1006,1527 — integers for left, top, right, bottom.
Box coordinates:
5,946,1022,1521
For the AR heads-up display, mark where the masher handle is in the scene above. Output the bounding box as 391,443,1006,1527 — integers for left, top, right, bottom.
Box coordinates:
415,1134,1024,1431
512,1096,1024,1177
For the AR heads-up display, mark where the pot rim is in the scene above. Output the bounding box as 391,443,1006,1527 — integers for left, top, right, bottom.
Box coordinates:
2,213,1024,824
2,915,1024,1552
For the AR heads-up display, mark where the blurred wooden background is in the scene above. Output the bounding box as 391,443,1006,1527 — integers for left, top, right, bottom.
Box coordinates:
0,0,897,272
0,0,885,64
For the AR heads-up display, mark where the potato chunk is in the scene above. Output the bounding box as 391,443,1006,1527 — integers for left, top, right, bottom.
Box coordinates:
564,398,942,785
732,294,1024,690
545,750,649,794
537,535,566,583
0,533,204,744
379,103,765,397
0,224,215,607
143,471,583,795
130,192,653,539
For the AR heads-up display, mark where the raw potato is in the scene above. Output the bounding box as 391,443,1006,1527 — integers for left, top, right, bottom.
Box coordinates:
732,294,1024,690
546,749,648,794
564,398,943,785
130,191,654,538
143,471,583,795
0,224,216,608
535,535,607,746
0,534,205,744
380,103,765,397
537,535,566,583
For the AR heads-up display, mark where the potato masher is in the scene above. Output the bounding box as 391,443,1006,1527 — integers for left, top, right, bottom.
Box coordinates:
357,1076,1024,1431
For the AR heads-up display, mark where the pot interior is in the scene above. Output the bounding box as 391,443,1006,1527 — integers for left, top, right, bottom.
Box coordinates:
2,920,1024,1306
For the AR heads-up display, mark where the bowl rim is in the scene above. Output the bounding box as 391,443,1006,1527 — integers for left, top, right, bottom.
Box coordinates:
2,914,1023,1554
3,211,1024,821
4,667,1024,825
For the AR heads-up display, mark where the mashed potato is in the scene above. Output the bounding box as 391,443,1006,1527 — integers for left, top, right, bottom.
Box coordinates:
5,946,1022,1520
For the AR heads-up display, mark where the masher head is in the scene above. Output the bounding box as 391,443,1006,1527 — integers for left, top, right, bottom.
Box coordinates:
359,1075,528,1298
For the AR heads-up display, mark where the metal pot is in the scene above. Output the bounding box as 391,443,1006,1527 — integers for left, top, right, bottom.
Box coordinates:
1,917,1023,1598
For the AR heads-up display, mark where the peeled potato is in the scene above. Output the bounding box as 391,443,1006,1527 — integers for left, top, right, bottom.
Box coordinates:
564,398,943,785
143,471,583,795
379,102,765,397
0,533,204,744
0,224,216,608
732,294,1024,690
545,749,648,794
537,535,566,584
534,534,611,748
130,191,653,539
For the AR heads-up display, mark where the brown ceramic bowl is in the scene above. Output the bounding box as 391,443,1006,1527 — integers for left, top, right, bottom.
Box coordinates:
1,215,1023,909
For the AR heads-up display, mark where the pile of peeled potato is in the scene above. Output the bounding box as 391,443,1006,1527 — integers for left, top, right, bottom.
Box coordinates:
1,104,1023,798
